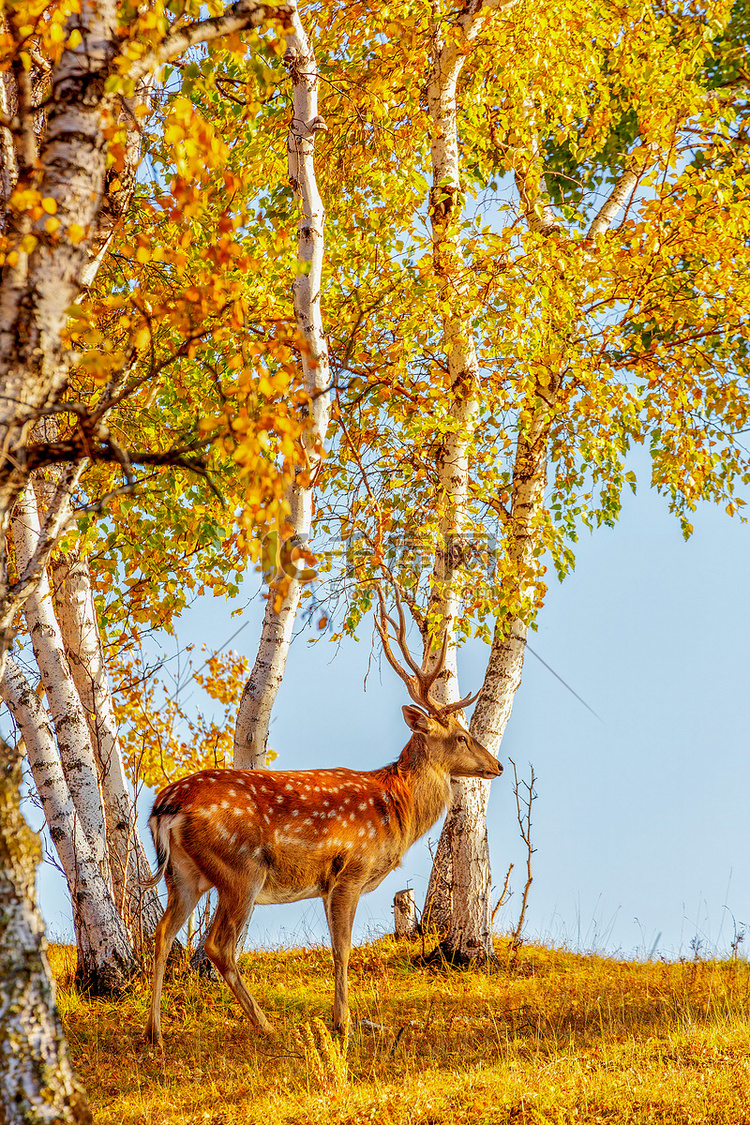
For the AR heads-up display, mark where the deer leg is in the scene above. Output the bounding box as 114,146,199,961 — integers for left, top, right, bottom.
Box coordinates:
204,877,273,1036
145,866,202,1045
324,881,361,1036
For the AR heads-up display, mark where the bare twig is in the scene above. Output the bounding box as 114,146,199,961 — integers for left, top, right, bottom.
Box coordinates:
509,758,537,949
490,861,514,927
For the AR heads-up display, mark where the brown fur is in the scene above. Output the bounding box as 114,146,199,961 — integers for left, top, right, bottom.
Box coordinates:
145,706,501,1043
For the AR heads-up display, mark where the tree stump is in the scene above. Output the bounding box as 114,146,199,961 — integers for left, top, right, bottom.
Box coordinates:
393,889,419,939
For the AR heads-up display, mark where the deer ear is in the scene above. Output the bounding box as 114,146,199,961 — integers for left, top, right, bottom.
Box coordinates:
402,705,431,733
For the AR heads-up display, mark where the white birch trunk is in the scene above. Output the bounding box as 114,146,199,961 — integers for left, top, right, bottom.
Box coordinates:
233,9,330,768
51,546,162,944
1,659,137,991
435,368,555,956
437,619,528,955
0,59,18,238
0,0,119,523
12,483,112,889
419,0,537,958
420,4,499,952
0,463,85,671
0,733,91,1125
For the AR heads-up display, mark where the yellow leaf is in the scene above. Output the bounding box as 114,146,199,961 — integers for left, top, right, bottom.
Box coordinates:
68,224,85,245
41,197,57,214
45,216,60,234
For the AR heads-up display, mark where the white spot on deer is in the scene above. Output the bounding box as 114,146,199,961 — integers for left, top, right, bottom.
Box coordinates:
358,827,365,837
221,800,229,809
228,788,236,797
285,783,294,791
323,800,330,808
304,818,313,826
359,802,367,811
368,827,376,838
276,796,284,804
349,812,355,822
233,807,243,816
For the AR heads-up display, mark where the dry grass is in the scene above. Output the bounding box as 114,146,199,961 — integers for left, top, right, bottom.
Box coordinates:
49,938,750,1124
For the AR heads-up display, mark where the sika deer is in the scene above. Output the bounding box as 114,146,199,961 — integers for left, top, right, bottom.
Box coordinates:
144,604,501,1043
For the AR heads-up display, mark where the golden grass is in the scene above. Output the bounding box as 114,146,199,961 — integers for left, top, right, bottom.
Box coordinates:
49,938,750,1125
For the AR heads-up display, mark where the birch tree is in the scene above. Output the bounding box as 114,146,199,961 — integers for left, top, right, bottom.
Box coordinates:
249,0,750,961
0,733,91,1125
233,4,331,769
0,0,320,1112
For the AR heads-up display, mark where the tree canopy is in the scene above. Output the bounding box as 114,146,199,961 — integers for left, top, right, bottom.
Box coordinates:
1,0,749,1036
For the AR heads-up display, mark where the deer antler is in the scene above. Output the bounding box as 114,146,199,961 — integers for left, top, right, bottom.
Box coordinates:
440,687,482,715
374,587,477,717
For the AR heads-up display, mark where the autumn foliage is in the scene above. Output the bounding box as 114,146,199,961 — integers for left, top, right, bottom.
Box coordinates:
4,0,749,697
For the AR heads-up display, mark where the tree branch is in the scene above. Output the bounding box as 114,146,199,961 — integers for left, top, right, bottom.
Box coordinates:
127,0,294,83
587,148,656,239
23,436,214,479
0,465,86,651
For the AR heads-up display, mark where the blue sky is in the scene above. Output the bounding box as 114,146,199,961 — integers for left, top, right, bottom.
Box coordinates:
36,446,750,959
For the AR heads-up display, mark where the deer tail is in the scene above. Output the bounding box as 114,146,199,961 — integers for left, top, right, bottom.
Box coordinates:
141,812,179,889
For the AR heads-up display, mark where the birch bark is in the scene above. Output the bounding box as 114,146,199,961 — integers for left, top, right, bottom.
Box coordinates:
12,484,111,886
51,546,162,944
437,421,550,957
0,0,120,519
0,733,91,1125
233,9,330,768
1,658,137,991
419,0,519,956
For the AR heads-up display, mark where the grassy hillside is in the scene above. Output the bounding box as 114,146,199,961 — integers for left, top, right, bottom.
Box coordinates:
50,937,750,1124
